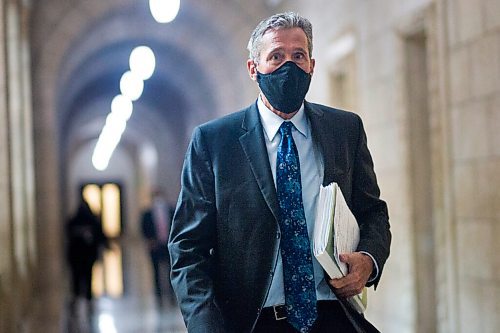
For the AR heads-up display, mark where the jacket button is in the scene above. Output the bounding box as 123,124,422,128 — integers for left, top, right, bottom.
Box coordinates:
276,232,280,239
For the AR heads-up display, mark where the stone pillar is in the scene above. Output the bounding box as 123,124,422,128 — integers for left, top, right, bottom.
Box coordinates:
31,62,65,333
0,0,14,331
28,1,66,331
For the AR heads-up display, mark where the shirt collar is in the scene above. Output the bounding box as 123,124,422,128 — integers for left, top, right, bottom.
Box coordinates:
257,95,308,142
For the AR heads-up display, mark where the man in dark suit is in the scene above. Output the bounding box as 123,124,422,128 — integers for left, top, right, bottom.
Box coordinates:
169,12,391,333
141,189,175,307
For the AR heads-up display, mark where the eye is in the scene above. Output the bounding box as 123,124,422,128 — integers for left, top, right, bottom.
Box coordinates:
269,52,282,63
293,52,306,62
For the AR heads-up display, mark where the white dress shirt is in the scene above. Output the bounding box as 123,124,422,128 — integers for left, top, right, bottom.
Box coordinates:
257,97,379,307
257,97,337,306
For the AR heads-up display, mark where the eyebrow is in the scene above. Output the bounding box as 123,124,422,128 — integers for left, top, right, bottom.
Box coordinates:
267,46,308,56
267,46,284,55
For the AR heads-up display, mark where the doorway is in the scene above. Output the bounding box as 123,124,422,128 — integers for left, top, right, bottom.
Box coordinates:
81,182,124,298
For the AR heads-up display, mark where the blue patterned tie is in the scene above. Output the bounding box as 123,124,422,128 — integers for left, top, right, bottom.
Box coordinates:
276,121,318,332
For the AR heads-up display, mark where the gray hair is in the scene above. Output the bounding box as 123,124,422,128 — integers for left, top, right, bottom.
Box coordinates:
247,12,313,63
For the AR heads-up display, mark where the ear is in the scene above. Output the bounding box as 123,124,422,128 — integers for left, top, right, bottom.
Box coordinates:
247,59,258,81
309,58,316,76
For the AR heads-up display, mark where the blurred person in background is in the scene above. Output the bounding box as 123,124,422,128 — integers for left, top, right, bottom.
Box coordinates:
66,196,108,314
141,189,176,308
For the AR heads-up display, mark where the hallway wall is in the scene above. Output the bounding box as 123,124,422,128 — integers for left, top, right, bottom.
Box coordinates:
288,0,500,332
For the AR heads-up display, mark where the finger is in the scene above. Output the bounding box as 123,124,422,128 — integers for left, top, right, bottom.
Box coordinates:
341,253,366,271
329,278,344,289
336,287,362,298
329,273,355,289
330,273,361,291
334,280,365,298
329,273,364,297
339,253,351,263
342,253,372,282
330,260,363,288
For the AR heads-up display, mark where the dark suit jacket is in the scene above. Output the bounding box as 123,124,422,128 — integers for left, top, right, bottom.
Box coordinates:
168,101,391,332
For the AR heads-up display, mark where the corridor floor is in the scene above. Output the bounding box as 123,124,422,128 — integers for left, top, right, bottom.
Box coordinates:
65,235,186,333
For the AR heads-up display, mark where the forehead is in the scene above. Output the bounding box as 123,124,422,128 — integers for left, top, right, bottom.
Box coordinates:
260,27,309,53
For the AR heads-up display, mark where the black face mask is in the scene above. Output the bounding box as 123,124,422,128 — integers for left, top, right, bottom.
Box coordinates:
256,61,312,114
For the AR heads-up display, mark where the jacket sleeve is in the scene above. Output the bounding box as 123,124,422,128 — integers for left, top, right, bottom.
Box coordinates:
168,126,225,332
351,115,391,288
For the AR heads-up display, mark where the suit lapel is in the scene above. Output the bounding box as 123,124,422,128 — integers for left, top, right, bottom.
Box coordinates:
238,101,343,219
239,103,280,221
305,101,339,186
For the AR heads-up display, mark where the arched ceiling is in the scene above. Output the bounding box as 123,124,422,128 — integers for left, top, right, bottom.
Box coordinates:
29,0,285,203
30,0,279,159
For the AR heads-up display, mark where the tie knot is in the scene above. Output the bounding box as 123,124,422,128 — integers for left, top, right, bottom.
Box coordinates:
279,121,294,137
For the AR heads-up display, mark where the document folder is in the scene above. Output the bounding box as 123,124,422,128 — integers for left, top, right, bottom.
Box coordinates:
313,182,367,313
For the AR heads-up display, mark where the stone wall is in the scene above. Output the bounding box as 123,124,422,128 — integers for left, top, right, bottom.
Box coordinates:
448,0,500,331
287,0,500,332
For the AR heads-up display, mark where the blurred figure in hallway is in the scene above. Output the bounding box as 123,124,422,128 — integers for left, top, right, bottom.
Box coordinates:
66,196,108,314
141,188,176,308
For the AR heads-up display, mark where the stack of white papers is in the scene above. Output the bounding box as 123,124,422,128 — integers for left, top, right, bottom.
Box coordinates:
313,182,367,313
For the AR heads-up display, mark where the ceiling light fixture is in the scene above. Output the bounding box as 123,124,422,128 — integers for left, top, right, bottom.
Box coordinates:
149,0,180,23
129,46,156,80
120,70,144,101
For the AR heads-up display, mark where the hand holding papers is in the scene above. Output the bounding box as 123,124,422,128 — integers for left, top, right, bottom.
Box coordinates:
313,182,367,313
